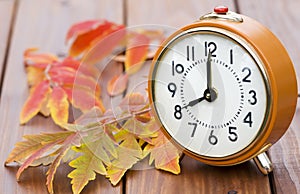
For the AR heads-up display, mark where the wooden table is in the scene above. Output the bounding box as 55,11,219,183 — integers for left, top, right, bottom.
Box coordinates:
0,0,300,193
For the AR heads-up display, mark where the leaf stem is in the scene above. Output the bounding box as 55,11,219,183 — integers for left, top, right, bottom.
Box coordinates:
83,107,152,132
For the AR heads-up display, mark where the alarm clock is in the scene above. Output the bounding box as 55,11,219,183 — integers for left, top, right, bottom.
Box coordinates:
148,6,297,174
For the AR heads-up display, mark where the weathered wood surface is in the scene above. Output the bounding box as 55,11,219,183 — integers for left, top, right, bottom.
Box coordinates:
0,0,299,193
239,1,300,193
0,0,123,193
0,0,16,88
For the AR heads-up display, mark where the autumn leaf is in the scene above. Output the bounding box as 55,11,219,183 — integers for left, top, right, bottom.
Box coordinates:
26,66,45,87
24,48,58,66
66,20,126,59
107,73,128,96
6,132,75,180
46,133,80,194
47,86,69,126
63,86,105,113
81,25,126,65
125,32,150,75
68,128,117,194
119,92,147,112
107,132,142,185
66,20,101,43
144,130,181,174
20,80,51,124
21,48,104,126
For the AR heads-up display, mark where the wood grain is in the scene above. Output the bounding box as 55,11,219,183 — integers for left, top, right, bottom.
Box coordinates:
238,1,300,193
127,157,271,194
124,1,271,193
126,0,236,27
0,0,123,193
0,0,16,88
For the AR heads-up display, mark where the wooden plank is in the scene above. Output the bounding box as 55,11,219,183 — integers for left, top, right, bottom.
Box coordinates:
128,157,270,194
127,0,236,27
238,1,300,193
0,0,124,193
125,1,271,193
0,0,16,89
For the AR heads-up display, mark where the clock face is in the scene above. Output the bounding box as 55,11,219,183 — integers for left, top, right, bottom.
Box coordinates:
151,27,270,158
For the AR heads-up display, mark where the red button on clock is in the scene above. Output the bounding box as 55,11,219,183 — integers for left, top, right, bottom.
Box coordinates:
214,6,229,14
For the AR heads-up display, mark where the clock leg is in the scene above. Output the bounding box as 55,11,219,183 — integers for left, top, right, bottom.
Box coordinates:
253,152,273,175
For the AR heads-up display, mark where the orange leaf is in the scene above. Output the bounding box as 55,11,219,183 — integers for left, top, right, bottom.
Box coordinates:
66,20,102,42
144,130,181,174
125,32,150,75
47,86,69,126
49,66,101,96
58,57,100,79
107,73,128,96
20,80,51,124
63,86,105,113
24,48,58,66
82,25,126,65
68,20,123,57
119,93,146,112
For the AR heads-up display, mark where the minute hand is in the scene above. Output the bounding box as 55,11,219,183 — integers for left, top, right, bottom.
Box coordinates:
206,52,212,89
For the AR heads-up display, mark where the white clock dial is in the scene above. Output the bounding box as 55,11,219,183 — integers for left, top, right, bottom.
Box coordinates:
151,27,269,157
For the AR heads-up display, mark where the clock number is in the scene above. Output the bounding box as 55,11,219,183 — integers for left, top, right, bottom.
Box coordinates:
205,41,217,57
230,49,233,64
243,112,253,127
187,45,195,61
242,67,251,83
174,105,182,120
228,126,238,142
172,61,184,76
248,90,257,105
168,83,177,97
208,130,218,145
188,122,197,137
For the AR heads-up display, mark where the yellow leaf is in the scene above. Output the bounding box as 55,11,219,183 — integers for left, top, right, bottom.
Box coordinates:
5,131,74,164
26,66,45,87
47,86,69,126
106,133,142,185
68,142,107,194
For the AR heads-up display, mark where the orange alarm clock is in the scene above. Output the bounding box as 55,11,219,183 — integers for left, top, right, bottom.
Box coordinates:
148,6,297,174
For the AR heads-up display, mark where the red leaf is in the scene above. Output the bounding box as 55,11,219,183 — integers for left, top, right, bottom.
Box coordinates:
125,32,150,74
107,73,128,96
20,80,51,124
67,20,124,57
82,25,126,65
66,20,103,43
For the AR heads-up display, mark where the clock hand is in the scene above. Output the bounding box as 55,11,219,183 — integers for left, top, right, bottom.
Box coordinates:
205,52,218,102
207,51,212,90
183,96,206,109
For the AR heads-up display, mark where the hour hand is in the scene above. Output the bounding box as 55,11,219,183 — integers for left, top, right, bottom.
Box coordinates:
183,96,206,109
